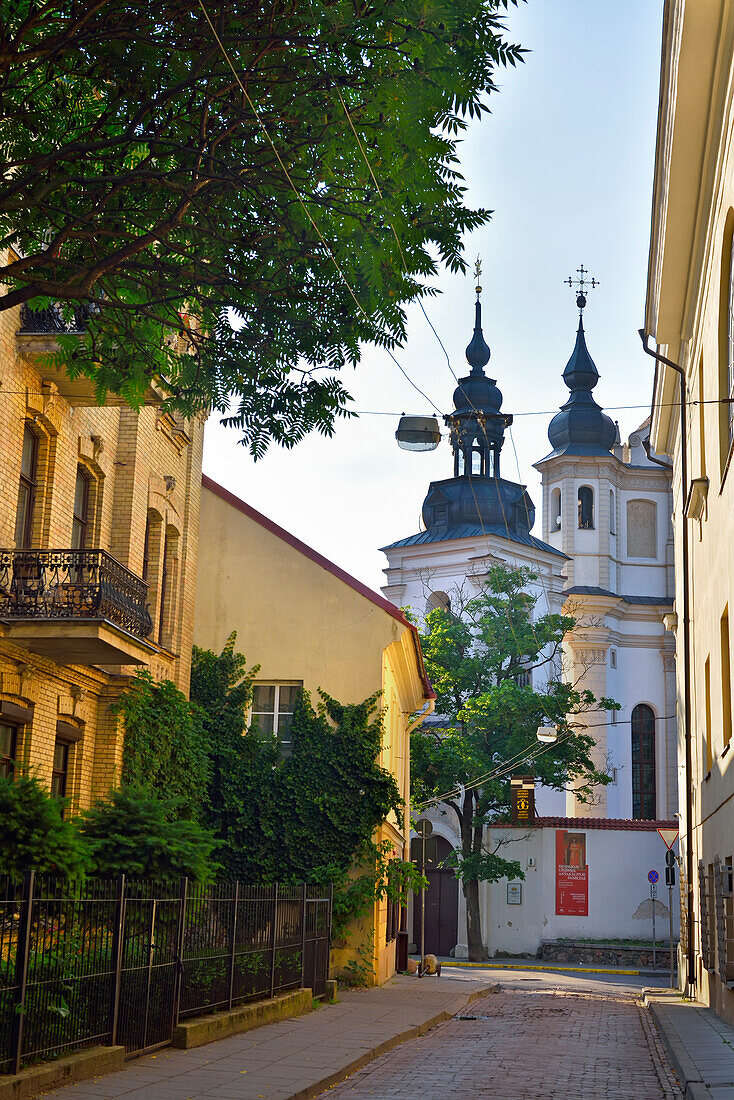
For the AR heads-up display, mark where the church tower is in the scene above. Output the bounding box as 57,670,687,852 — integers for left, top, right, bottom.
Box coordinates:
535,268,677,819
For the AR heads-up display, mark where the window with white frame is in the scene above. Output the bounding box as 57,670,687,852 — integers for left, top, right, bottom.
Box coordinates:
251,682,302,754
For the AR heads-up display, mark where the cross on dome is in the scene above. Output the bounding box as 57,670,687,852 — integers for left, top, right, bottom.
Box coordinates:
564,264,599,314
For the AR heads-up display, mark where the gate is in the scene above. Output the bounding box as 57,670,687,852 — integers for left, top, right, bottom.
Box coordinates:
114,880,185,1056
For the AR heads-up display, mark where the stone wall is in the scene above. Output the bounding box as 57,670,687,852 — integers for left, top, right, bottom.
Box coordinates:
540,940,674,969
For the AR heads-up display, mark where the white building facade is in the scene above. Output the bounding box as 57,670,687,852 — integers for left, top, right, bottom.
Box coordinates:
383,289,678,958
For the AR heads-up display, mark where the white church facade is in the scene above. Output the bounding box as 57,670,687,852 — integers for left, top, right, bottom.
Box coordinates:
382,279,679,958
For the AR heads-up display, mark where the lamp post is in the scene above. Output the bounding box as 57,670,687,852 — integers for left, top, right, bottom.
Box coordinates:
415,819,433,976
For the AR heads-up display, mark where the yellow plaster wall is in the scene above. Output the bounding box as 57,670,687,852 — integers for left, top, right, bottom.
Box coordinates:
195,484,428,984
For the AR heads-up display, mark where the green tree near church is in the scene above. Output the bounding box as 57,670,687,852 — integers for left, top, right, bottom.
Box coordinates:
410,564,616,962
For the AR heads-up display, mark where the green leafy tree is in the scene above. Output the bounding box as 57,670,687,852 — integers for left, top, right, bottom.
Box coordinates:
0,1,523,453
78,785,217,881
114,670,210,816
410,565,616,961
0,774,88,878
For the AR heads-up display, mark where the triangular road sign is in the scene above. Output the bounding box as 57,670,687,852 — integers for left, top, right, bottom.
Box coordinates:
658,827,679,849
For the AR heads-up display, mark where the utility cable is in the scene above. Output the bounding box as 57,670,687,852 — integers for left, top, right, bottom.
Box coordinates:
195,0,442,415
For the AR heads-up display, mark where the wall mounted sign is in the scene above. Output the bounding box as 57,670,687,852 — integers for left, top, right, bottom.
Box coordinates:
507,882,523,905
555,830,588,916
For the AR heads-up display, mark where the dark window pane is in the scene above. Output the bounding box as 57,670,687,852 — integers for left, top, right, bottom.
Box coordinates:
278,685,300,713
252,685,275,714
0,723,17,778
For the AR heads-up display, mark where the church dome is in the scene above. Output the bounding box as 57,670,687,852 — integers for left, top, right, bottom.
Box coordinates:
547,318,616,456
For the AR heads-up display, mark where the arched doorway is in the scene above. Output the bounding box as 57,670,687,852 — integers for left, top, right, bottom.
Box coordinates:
411,835,459,956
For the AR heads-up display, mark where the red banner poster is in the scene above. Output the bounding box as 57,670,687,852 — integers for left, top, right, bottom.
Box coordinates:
555,830,588,916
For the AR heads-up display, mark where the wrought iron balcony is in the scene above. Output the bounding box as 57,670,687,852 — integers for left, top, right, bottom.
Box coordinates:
0,549,154,665
18,303,90,334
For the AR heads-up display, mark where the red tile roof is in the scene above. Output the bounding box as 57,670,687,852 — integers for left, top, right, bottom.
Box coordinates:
490,817,678,832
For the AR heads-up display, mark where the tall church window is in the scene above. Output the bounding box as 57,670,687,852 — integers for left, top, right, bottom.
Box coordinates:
626,499,656,558
609,490,616,534
471,442,482,476
631,704,656,820
577,486,594,530
551,488,561,529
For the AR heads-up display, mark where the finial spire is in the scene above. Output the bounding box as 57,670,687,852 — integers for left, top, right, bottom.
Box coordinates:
465,256,490,373
564,264,599,315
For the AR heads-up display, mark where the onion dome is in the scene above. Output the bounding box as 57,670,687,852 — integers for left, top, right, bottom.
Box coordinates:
452,300,503,414
547,317,616,456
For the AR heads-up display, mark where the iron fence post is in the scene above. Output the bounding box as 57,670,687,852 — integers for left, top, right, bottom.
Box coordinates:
269,884,279,999
300,883,307,990
110,874,126,1048
227,882,239,1010
10,870,35,1075
172,878,188,1028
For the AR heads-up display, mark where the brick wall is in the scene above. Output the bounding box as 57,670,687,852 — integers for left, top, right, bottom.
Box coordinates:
0,284,206,809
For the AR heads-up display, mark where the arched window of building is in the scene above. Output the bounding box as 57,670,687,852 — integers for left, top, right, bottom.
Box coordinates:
609,490,616,535
578,486,594,529
551,488,561,530
158,525,179,648
426,591,451,615
471,441,483,476
631,704,656,820
71,467,91,549
15,424,39,548
627,499,656,558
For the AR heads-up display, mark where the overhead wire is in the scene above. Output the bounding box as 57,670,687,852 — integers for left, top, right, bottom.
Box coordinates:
195,0,442,415
415,712,678,810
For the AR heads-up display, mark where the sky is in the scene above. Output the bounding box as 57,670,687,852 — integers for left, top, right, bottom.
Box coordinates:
202,0,665,595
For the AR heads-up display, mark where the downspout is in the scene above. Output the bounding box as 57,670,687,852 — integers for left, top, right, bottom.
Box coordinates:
639,330,695,993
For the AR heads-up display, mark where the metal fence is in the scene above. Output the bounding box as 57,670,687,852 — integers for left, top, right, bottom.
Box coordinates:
0,874,332,1073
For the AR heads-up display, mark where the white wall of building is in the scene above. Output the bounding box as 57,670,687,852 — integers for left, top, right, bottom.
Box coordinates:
484,825,680,956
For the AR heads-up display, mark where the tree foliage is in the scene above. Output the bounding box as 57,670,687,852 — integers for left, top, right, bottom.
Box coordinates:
190,635,420,938
410,565,616,960
0,774,88,878
114,669,210,816
0,0,524,452
78,785,217,881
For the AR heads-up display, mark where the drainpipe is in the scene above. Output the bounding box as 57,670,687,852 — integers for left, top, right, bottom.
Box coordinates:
639,330,695,993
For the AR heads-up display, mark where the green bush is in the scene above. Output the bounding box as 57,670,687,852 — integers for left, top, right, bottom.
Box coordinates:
78,785,217,882
0,774,88,878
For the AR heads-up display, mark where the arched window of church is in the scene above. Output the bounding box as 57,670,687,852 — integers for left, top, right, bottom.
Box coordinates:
551,488,561,530
609,490,616,535
626,499,656,558
426,591,451,616
471,442,482,476
578,486,594,529
631,704,656,820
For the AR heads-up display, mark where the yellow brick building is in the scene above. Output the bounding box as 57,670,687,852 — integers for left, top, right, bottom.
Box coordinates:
194,477,434,985
0,294,205,811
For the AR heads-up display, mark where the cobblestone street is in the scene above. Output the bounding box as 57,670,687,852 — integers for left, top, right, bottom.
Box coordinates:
323,987,682,1100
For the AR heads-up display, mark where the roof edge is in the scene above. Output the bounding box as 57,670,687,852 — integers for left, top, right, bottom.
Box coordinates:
201,475,434,699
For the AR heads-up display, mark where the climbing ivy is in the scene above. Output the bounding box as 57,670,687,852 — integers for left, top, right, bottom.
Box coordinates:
113,669,210,815
190,635,423,936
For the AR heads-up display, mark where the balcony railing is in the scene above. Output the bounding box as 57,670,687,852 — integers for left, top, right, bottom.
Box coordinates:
18,303,90,334
0,549,152,639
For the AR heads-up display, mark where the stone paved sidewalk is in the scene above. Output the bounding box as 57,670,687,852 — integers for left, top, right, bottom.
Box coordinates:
324,988,682,1099
645,990,734,1099
41,974,495,1100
